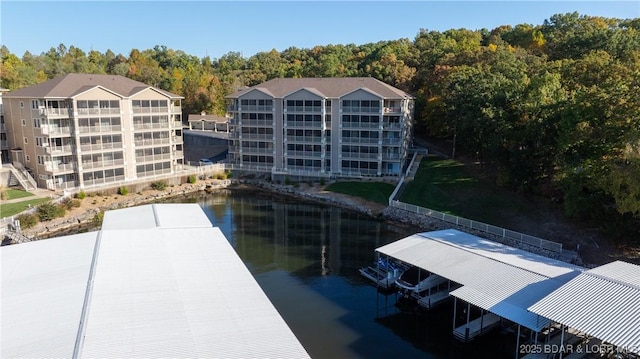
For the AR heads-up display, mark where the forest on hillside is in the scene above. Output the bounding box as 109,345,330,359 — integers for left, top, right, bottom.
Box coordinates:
2,12,639,241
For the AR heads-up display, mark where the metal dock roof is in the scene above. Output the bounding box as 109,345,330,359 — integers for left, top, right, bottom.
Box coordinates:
376,229,583,331
529,261,640,354
1,204,309,358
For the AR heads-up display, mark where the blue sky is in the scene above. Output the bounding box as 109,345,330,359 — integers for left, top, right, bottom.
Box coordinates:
2,1,639,59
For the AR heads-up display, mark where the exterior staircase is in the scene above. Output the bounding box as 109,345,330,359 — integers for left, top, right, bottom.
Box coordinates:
7,163,37,190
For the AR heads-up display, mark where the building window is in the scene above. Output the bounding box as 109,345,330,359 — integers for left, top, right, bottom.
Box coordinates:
25,155,30,162
24,137,28,144
20,101,24,108
22,119,26,126
33,118,41,128
31,100,38,109
37,155,45,165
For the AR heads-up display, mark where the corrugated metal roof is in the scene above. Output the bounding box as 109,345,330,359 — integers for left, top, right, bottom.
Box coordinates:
1,232,99,358
376,229,582,331
529,261,640,354
1,204,309,358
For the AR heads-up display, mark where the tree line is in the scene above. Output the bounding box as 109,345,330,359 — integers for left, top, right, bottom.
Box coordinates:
2,12,639,240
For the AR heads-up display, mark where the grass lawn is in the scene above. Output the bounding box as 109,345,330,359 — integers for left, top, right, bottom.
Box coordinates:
4,188,35,200
0,198,50,218
399,155,535,227
325,181,395,205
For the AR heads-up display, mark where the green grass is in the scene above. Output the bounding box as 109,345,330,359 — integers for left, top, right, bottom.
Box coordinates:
325,181,395,205
0,198,50,218
399,155,535,227
5,189,35,200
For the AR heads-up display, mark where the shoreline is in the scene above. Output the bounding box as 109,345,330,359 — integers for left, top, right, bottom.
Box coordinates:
7,179,638,266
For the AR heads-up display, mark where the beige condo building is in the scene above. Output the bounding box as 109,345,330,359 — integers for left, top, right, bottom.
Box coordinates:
3,74,184,190
226,77,414,179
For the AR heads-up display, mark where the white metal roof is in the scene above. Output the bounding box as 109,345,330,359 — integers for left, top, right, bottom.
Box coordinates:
376,229,582,331
529,261,640,354
1,204,309,358
1,232,99,358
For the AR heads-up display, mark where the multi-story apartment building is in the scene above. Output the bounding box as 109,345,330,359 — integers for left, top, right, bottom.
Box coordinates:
1,88,9,164
226,77,413,179
3,74,184,190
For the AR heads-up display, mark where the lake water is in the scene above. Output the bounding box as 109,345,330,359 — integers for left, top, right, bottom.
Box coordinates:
166,189,518,359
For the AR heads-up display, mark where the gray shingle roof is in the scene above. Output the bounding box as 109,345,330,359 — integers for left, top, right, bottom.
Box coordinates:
227,77,413,99
4,73,182,99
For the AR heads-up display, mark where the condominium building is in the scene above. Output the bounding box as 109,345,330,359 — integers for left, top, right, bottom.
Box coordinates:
226,77,413,179
3,74,184,190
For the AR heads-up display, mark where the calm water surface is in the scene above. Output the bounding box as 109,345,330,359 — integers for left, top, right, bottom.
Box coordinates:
168,190,516,359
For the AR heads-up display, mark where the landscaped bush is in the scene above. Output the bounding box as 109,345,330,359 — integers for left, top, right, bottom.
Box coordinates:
60,197,81,210
150,181,167,191
187,175,197,184
118,186,129,195
75,190,86,199
92,210,104,227
16,213,38,229
37,202,66,221
284,177,291,185
319,178,325,186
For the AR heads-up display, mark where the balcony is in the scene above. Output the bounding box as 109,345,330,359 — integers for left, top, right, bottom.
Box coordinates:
285,105,322,113
241,119,274,127
382,153,401,160
78,125,122,134
383,107,402,114
132,106,169,114
173,150,184,158
342,107,380,114
383,122,403,129
382,138,401,145
240,105,272,112
80,142,123,152
81,159,124,170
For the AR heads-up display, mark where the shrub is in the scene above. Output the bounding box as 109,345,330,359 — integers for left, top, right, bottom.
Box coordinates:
75,190,86,199
150,181,167,191
37,202,66,221
284,177,291,186
92,210,105,227
187,175,197,184
225,170,232,178
118,186,129,195
70,199,81,208
319,178,325,186
60,197,77,210
16,213,38,229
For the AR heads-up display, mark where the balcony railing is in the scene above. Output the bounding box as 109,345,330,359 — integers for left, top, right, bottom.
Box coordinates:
132,106,169,114
341,122,380,129
286,151,322,158
285,106,322,113
40,126,72,135
54,181,78,190
383,107,401,114
78,125,122,133
286,136,323,143
80,142,123,152
240,105,272,112
341,152,379,160
342,137,380,144
40,108,72,117
383,122,403,129
83,175,125,187
382,153,401,160
76,108,120,116
45,145,74,154
382,138,401,145
239,133,273,140
342,107,380,113
240,147,273,155
134,138,170,146
135,153,171,163
44,162,77,172
285,121,322,129
240,119,274,127
173,150,184,158
136,168,172,178
81,159,124,170
133,123,169,130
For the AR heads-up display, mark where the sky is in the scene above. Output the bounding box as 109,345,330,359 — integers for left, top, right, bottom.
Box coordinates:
1,1,639,59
